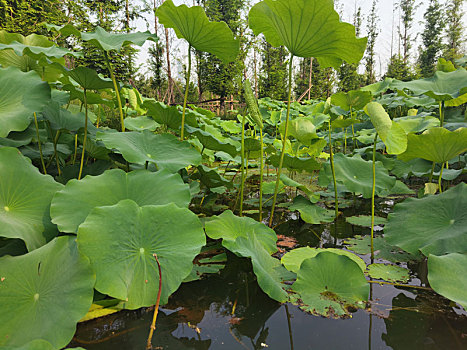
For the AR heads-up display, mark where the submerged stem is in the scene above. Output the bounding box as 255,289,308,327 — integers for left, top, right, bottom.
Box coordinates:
33,112,47,175
104,51,125,132
180,45,192,141
269,54,294,227
370,133,378,262
78,89,88,180
146,253,162,349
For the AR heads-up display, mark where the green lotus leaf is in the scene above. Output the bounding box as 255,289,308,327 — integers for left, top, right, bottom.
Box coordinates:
385,183,467,256
394,115,440,134
144,100,198,130
318,154,396,198
192,165,232,189
248,0,367,67
289,195,335,224
205,211,293,302
0,148,63,251
220,120,242,134
367,263,410,283
344,235,421,263
97,130,201,172
124,116,160,131
291,252,369,317
243,137,262,153
47,24,158,52
364,102,407,155
54,65,114,90
391,68,467,102
185,126,238,157
331,90,373,111
50,169,190,233
157,0,239,63
0,237,95,348
0,40,81,60
282,247,366,273
361,78,394,96
0,339,56,350
268,154,321,173
280,117,319,145
42,101,93,132
77,200,205,309
345,215,387,227
280,174,319,202
0,67,51,137
330,116,358,129
398,127,467,163
428,253,467,310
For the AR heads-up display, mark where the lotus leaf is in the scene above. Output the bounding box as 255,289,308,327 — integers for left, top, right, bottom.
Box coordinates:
281,247,366,273
77,200,205,309
51,169,190,233
0,237,95,348
97,130,201,172
47,24,158,52
42,101,93,132
0,148,63,250
345,215,387,227
281,117,319,145
289,195,335,224
361,78,394,96
156,0,239,63
385,183,467,256
280,174,319,202
331,90,373,111
268,154,320,173
0,40,80,60
248,0,367,68
144,100,198,129
124,116,160,131
394,115,440,134
205,211,293,302
0,67,51,137
428,253,467,310
185,126,238,157
192,165,232,189
291,252,369,317
318,154,396,198
55,65,114,90
398,127,467,163
364,102,407,155
366,263,410,283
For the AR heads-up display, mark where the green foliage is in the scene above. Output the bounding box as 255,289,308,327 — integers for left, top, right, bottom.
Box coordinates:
364,0,379,85
419,0,445,77
443,0,465,61
259,39,289,100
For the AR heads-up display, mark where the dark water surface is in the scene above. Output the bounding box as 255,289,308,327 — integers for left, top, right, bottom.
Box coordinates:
69,200,467,350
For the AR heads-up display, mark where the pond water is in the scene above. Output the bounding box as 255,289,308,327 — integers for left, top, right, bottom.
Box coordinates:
68,199,467,350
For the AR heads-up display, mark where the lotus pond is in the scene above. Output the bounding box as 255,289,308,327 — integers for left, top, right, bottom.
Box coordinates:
0,0,466,349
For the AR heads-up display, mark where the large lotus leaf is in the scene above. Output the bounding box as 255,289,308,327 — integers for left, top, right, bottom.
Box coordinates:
248,0,367,68
54,65,114,90
398,127,467,164
144,100,198,130
331,90,373,111
185,126,237,157
361,78,394,96
77,200,205,309
364,102,407,155
0,148,63,251
42,101,92,132
391,68,467,101
280,117,319,145
205,210,277,254
268,154,321,173
50,169,190,233
319,154,396,198
0,67,51,137
0,237,95,348
97,130,201,172
124,116,160,131
291,252,369,317
394,115,440,134
47,24,157,52
0,40,81,60
205,211,292,302
367,263,410,283
192,164,233,189
428,253,467,310
281,247,366,273
385,183,467,256
157,0,239,63
289,195,335,224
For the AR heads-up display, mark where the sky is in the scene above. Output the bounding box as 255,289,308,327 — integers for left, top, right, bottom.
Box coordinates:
132,0,466,79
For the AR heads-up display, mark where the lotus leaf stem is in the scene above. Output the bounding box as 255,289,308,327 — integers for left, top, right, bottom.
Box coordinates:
180,45,192,141
259,129,264,221
33,112,47,175
78,89,88,180
370,133,378,262
438,162,444,193
239,113,246,216
328,121,338,221
269,54,294,227
104,51,125,132
147,253,162,349
72,134,78,165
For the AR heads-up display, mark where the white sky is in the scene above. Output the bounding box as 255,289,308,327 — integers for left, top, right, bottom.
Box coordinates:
132,0,466,80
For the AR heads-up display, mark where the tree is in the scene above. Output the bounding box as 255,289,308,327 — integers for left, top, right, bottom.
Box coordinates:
419,0,445,77
259,38,288,100
399,0,417,64
338,6,364,91
385,54,419,81
364,0,380,85
444,0,465,61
